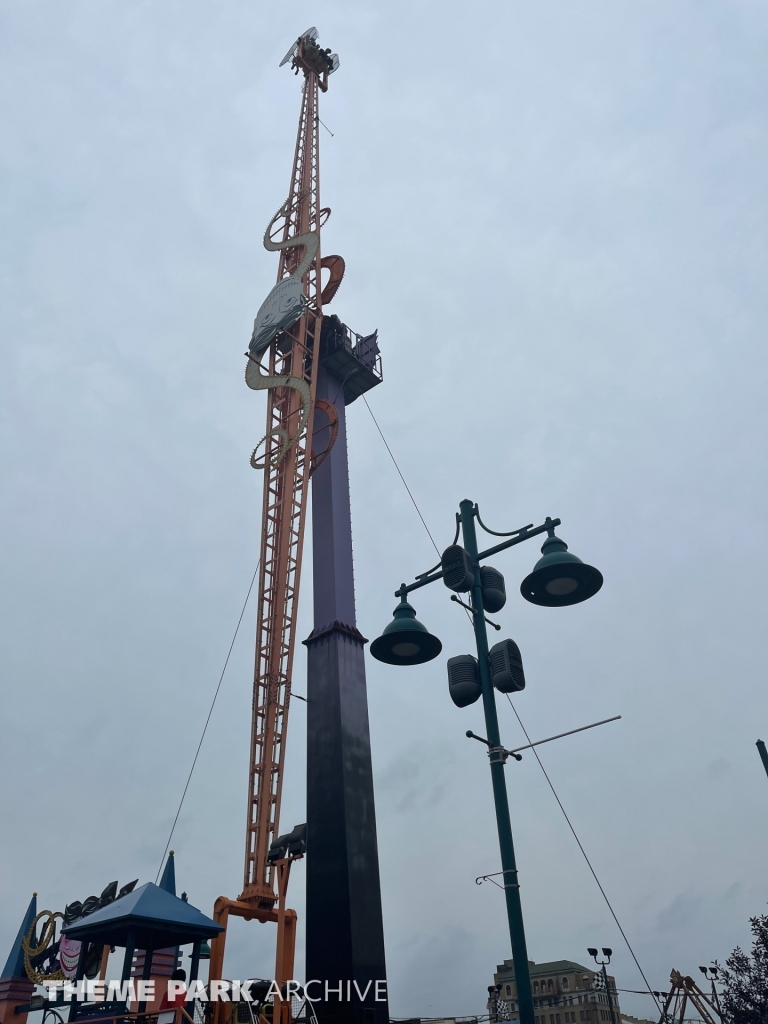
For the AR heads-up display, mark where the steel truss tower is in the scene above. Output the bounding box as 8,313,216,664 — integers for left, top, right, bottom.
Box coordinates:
209,33,325,1010
209,30,388,1024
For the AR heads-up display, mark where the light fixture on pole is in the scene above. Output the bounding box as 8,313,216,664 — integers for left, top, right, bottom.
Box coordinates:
369,592,442,666
698,964,723,1017
521,519,603,607
588,947,617,1024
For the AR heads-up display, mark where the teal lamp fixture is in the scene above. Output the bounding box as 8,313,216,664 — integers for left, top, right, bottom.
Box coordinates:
520,518,603,607
369,592,442,666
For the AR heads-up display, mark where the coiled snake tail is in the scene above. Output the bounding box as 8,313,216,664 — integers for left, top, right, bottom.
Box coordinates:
245,353,312,469
246,196,319,469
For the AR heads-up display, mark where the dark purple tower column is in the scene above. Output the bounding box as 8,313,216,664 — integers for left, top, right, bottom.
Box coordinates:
304,364,388,1024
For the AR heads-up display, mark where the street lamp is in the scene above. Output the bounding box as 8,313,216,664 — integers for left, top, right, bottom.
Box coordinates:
371,500,603,1024
588,948,617,1024
698,964,723,1017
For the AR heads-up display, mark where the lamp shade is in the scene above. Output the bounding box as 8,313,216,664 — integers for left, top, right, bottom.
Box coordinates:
370,596,442,666
521,533,603,607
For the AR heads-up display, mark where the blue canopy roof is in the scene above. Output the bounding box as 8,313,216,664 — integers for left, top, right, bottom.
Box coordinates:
1,893,37,980
61,883,222,950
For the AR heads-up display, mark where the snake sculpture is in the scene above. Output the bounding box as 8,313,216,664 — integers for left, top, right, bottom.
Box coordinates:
246,198,317,470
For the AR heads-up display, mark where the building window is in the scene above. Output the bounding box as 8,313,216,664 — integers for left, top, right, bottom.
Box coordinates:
548,980,554,991
506,986,512,997
562,979,569,990
534,982,539,993
579,1014,585,1023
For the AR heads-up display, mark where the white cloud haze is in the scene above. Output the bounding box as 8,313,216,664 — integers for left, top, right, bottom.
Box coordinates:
1,2,767,1020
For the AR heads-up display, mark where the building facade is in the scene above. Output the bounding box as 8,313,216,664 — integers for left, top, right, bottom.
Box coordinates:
491,959,622,1024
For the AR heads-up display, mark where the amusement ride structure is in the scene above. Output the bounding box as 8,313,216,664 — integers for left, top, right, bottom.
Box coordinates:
208,26,387,1024
2,26,386,1024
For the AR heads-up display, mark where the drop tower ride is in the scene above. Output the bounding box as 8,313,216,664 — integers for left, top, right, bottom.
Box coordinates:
209,28,388,1024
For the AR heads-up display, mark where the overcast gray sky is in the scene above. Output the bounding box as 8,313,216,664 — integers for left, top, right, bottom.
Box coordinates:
2,2,767,1020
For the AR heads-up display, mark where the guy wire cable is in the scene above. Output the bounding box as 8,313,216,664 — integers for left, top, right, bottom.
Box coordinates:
362,395,441,558
155,559,260,882
505,694,662,1016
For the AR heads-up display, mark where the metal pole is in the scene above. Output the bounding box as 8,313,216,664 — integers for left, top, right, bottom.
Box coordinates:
710,978,719,1017
601,964,617,1024
70,940,90,1022
138,946,154,1014
508,717,621,754
186,941,201,1018
459,499,535,1024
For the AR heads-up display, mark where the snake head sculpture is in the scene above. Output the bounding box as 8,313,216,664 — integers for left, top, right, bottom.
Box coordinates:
245,197,319,468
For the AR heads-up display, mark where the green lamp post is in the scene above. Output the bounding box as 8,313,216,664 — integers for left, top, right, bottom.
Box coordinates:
371,500,602,1024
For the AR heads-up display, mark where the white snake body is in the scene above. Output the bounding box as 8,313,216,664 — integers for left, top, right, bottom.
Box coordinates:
246,200,319,469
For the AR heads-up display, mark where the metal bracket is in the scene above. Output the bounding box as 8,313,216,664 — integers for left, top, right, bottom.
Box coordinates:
465,731,522,762
450,594,501,630
475,871,520,890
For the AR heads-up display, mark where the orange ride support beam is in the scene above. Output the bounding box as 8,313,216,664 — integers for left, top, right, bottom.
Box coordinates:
209,32,333,1018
